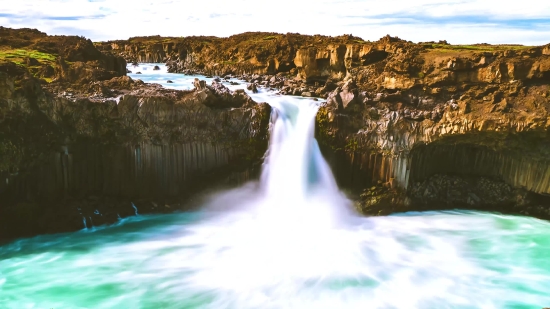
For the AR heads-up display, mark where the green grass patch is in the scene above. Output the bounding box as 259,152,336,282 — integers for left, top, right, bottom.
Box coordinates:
263,35,278,40
0,49,57,83
0,49,57,65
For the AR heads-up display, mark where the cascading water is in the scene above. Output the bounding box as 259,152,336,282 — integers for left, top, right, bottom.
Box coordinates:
261,99,340,197
253,96,353,231
0,64,549,309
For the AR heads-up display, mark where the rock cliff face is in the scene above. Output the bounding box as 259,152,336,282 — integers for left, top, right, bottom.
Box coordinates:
0,71,270,241
96,32,367,78
315,43,550,218
98,32,550,218
0,28,271,242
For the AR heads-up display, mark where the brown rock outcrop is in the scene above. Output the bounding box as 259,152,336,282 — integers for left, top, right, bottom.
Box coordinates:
0,26,127,88
95,33,369,78
316,44,550,218
0,66,270,242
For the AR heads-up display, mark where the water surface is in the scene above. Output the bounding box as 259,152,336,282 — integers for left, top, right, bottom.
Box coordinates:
1,208,549,308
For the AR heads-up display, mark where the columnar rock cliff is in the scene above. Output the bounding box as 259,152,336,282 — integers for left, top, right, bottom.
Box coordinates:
98,32,550,217
315,43,550,217
0,28,270,241
0,71,270,240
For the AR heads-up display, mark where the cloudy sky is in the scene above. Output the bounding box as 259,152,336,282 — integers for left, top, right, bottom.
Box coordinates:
1,0,549,45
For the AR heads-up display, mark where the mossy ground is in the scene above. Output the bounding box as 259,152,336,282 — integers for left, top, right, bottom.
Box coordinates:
0,48,57,83
0,48,57,65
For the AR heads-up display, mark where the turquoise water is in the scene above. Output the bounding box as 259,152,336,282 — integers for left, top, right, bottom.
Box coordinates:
1,209,549,308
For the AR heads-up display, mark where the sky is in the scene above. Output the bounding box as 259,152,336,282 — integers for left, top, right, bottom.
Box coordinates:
1,0,550,45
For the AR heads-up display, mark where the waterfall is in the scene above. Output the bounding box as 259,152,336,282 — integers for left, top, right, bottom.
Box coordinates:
207,91,356,234
260,98,339,201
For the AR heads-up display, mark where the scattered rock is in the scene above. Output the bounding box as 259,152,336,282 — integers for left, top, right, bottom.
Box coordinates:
247,83,258,93
193,78,207,90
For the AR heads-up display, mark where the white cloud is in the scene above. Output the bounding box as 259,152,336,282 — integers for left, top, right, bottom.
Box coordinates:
1,0,549,45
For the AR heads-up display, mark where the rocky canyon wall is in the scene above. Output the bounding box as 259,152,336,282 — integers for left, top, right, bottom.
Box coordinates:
96,32,381,78
315,43,550,216
0,69,270,241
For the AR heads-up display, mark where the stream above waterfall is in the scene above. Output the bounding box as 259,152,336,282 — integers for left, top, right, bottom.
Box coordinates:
0,64,549,309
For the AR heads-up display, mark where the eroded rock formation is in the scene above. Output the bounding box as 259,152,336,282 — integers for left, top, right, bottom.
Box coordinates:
0,69,270,240
0,28,271,241
95,32,368,78
315,43,550,218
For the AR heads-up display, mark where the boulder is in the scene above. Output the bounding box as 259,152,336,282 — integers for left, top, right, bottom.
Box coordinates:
338,80,359,108
101,75,135,90
193,78,207,90
247,83,258,93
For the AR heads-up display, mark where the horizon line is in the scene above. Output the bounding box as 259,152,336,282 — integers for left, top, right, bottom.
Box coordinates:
3,25,548,47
